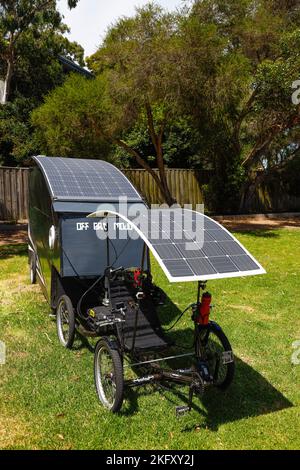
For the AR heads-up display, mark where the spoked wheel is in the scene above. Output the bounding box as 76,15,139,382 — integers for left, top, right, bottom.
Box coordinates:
56,295,76,349
198,322,235,390
94,338,124,413
29,253,36,284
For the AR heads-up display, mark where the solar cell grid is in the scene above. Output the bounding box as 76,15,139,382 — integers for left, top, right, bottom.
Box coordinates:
34,156,142,202
187,257,217,276
123,209,265,280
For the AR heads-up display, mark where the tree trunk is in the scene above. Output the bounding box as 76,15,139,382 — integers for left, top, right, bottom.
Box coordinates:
1,59,13,104
113,138,174,204
1,35,14,105
88,111,176,205
145,101,176,206
239,180,251,212
156,139,176,206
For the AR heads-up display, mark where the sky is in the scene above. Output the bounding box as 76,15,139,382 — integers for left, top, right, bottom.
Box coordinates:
57,0,183,58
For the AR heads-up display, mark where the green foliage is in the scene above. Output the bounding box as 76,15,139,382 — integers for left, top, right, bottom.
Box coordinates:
33,0,300,210
282,153,300,197
0,97,39,165
178,0,300,211
3,0,300,211
34,4,195,204
0,0,84,165
86,3,184,140
31,74,113,161
113,113,202,169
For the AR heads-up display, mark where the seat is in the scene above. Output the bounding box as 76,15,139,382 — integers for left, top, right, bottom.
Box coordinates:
109,280,171,352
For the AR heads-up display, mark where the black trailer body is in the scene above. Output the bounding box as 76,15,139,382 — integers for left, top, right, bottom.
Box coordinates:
28,156,147,308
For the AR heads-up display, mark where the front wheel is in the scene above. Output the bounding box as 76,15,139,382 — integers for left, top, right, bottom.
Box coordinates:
198,322,235,390
56,295,76,349
94,338,124,412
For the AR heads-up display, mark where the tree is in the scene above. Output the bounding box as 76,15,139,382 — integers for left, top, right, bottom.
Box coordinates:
178,0,300,211
86,4,185,205
31,74,112,162
32,0,300,212
0,0,80,104
32,72,203,167
113,114,203,169
0,0,84,165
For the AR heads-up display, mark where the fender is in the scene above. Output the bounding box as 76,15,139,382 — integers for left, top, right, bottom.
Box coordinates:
209,320,223,331
100,336,121,353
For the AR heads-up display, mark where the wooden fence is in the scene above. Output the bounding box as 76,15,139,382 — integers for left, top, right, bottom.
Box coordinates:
1,165,299,221
123,168,210,207
0,167,29,221
0,167,210,221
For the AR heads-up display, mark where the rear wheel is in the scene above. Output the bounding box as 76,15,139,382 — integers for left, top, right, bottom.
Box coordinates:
198,322,235,390
94,338,124,412
29,252,36,284
56,295,76,349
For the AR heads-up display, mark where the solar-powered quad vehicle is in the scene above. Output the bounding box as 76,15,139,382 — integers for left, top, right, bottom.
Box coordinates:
28,156,265,414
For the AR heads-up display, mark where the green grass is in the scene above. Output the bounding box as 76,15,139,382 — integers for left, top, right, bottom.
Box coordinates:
0,229,300,450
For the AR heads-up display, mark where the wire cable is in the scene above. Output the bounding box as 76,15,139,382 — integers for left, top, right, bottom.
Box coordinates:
76,274,104,319
109,236,133,268
162,303,194,332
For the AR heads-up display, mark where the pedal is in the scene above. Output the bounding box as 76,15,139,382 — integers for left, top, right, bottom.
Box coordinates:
175,405,190,417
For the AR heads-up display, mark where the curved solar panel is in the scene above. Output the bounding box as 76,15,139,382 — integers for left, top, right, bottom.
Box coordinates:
88,208,266,282
33,156,142,202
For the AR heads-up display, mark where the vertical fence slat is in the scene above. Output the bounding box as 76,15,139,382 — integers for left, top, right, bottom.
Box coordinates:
5,169,11,220
17,169,23,220
12,168,18,220
24,168,29,219
193,171,199,208
0,169,4,220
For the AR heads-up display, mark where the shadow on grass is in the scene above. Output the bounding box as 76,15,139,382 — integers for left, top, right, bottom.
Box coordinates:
0,243,28,259
120,297,293,425
180,353,293,432
158,294,190,327
73,331,95,353
123,345,293,426
233,229,280,238
157,319,293,428
116,333,293,424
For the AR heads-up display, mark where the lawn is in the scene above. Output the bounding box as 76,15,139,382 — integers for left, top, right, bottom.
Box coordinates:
0,228,299,450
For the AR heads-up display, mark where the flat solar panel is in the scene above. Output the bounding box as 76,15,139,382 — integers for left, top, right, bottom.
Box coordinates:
33,156,142,202
88,208,266,282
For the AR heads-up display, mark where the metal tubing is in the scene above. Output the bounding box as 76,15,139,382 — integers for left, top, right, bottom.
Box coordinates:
160,370,194,385
124,352,194,368
125,374,161,387
141,242,147,271
125,370,195,388
197,281,201,305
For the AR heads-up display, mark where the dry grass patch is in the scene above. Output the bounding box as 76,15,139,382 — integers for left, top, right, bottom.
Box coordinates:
0,414,32,449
